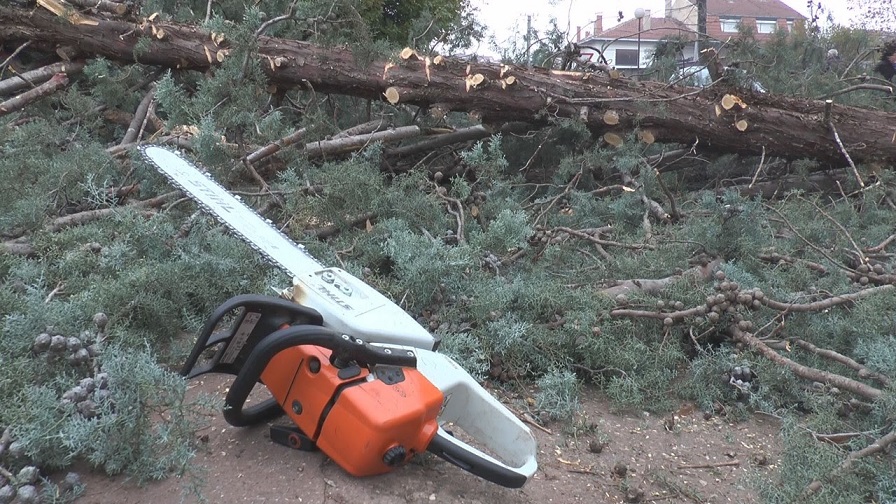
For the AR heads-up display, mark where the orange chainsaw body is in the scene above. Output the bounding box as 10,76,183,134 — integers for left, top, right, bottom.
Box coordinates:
260,344,444,476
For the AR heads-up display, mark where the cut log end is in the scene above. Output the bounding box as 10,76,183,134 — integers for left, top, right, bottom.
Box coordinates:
604,132,623,147
603,110,619,125
384,86,400,104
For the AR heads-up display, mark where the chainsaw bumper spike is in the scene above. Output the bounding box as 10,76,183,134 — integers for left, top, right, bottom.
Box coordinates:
143,145,538,488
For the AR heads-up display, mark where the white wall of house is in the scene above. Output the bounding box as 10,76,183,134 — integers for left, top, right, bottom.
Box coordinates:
582,38,698,69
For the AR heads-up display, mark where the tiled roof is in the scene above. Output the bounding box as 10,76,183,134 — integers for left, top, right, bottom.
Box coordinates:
594,17,696,41
708,0,804,19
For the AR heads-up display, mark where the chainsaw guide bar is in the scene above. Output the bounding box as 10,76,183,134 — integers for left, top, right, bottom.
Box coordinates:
140,145,538,488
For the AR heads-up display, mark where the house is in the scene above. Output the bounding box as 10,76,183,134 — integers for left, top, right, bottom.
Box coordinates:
576,0,806,70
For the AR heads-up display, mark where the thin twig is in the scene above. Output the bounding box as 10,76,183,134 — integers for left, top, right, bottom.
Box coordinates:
748,146,766,188
763,203,858,275
676,460,740,470
797,195,865,263
824,100,864,188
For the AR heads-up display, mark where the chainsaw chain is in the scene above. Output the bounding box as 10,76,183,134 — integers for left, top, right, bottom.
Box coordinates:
138,145,322,278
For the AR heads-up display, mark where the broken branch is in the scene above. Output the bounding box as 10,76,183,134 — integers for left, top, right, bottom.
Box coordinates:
0,60,83,96
0,72,69,116
730,326,883,400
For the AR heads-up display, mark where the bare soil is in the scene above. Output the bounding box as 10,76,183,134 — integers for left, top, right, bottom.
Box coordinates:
77,375,781,504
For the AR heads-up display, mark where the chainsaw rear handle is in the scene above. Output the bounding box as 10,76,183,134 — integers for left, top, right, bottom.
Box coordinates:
223,325,417,427
413,349,538,488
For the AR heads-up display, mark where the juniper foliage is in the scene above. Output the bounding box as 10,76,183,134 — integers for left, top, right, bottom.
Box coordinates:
1,2,895,502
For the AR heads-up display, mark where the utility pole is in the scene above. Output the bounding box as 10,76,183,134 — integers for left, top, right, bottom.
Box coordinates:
525,15,532,67
696,0,707,51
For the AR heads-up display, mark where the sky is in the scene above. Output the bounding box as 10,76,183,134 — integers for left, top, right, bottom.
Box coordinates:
471,0,856,53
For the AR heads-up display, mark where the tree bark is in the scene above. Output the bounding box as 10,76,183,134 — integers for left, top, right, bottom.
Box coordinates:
2,7,896,164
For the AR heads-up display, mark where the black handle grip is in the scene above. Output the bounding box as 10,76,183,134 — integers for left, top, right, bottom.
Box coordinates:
223,325,416,427
427,430,528,489
180,294,323,378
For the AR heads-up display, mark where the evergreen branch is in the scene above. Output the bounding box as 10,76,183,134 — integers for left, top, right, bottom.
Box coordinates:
0,40,29,78
310,212,376,239
610,306,704,321
534,171,580,225
621,172,671,224
46,192,178,232
800,428,896,500
551,226,655,251
385,125,492,158
866,233,896,253
1,239,33,256
0,60,83,96
244,128,307,164
304,125,422,159
792,338,891,387
120,85,156,146
815,83,894,100
730,326,883,400
652,167,680,221
760,284,894,312
601,259,720,299
435,190,465,245
824,100,864,188
762,203,857,275
758,253,828,275
0,72,69,116
797,195,865,263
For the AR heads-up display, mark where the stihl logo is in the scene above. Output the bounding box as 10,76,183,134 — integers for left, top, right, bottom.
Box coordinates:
316,285,353,311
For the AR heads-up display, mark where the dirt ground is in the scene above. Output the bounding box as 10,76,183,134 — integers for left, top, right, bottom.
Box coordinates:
77,375,782,504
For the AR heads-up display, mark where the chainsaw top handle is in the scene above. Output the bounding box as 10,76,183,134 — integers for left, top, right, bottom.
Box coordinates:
224,324,417,427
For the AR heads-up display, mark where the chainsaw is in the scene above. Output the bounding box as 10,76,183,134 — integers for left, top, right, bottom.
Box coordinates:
139,145,538,488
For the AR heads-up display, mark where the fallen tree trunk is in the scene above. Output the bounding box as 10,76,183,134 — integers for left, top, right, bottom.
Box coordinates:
2,7,895,164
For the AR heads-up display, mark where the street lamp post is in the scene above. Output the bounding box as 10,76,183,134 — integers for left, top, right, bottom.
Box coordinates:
634,7,646,71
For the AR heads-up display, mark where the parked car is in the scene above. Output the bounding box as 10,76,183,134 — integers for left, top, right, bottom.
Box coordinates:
670,65,766,93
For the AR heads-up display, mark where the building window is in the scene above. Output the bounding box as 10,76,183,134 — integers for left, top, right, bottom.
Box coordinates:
756,20,777,33
786,21,794,31
615,49,639,67
720,18,739,32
